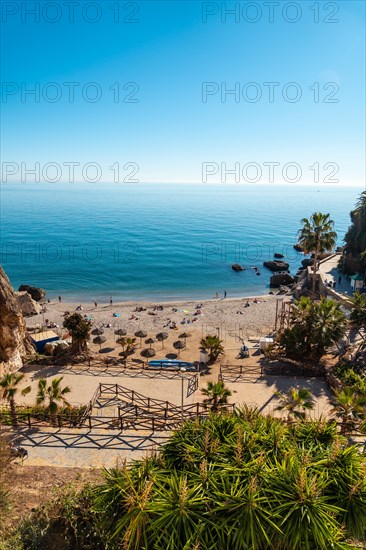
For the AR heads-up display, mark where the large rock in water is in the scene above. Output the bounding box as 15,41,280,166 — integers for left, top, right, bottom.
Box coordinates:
232,263,245,271
15,291,41,316
18,284,45,302
0,267,33,375
263,260,289,272
270,273,295,288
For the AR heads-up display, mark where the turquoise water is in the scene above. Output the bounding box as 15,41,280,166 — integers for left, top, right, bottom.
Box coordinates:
0,183,362,302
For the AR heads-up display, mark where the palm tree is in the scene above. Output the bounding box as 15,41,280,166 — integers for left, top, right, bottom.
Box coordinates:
201,381,231,412
330,387,366,434
122,337,136,360
0,373,31,427
36,377,71,425
63,313,91,353
298,212,337,300
200,335,224,362
350,291,366,331
278,297,346,359
274,387,315,421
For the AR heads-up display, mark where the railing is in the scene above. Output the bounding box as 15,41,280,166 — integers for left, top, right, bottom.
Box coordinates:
219,362,325,382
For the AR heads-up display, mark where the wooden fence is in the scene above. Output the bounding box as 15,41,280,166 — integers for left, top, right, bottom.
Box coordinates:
219,362,325,382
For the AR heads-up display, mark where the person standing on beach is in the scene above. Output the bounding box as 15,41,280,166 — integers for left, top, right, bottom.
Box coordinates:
58,296,61,303
94,301,97,308
110,297,113,306
216,292,218,299
224,290,227,299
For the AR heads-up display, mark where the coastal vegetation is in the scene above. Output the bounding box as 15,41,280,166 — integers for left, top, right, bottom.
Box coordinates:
63,313,92,354
3,410,366,549
272,296,346,360
274,386,315,420
298,212,337,299
342,191,366,276
200,335,224,362
36,377,71,425
201,380,232,412
0,374,31,427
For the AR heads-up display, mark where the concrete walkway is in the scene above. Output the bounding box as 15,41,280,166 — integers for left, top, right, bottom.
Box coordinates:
317,254,354,300
11,427,170,468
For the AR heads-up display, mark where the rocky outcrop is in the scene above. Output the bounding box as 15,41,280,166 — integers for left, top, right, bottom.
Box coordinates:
293,244,303,252
0,267,33,375
15,291,41,316
263,260,289,272
270,273,295,288
301,258,314,268
274,253,284,259
232,263,245,271
18,284,45,302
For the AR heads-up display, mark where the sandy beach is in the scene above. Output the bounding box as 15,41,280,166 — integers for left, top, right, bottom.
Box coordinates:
16,292,335,468
26,294,282,343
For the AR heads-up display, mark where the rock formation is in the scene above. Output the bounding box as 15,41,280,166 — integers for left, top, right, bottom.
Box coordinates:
263,260,290,272
15,291,41,316
270,273,295,288
0,267,33,375
231,263,245,271
18,284,45,302
274,253,284,259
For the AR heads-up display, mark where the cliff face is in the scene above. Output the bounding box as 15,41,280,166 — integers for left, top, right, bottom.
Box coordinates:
0,267,32,375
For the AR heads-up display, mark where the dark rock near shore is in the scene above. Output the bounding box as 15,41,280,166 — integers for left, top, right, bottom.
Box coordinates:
274,253,284,259
18,285,46,301
263,260,289,272
293,244,303,252
301,258,314,268
232,264,245,271
270,273,295,288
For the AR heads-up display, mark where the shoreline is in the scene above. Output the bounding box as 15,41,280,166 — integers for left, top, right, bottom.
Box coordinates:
26,293,283,342
41,292,283,308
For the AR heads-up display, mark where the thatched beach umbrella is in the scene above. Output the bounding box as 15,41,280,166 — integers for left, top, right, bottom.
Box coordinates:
141,348,156,358
135,330,147,347
114,328,127,336
92,327,104,336
156,332,168,348
93,335,106,350
173,340,185,357
145,337,156,349
179,332,191,346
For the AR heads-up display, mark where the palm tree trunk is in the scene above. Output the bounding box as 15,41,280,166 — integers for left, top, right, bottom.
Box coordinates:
312,252,318,301
10,398,18,428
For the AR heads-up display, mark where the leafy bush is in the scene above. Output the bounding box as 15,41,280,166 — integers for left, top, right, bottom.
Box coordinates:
334,361,366,396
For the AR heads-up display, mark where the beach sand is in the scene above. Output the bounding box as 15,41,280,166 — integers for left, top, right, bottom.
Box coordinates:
26,294,282,343
15,294,335,468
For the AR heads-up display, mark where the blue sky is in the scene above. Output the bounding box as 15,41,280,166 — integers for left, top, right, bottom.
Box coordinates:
1,0,365,184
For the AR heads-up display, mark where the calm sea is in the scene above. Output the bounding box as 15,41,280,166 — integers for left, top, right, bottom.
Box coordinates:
0,183,363,302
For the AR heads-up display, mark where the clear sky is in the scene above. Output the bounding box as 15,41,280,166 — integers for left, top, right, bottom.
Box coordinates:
1,0,365,185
